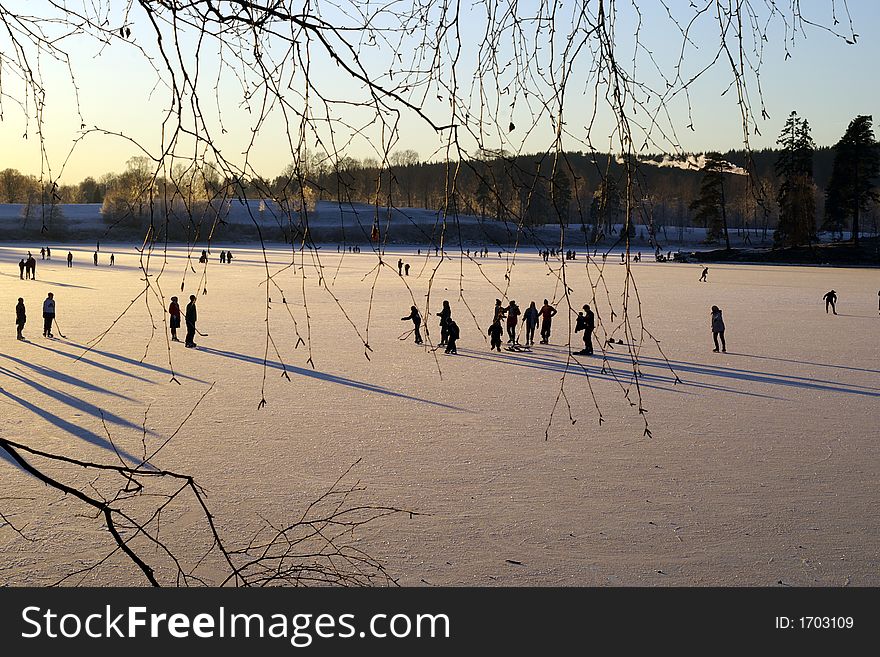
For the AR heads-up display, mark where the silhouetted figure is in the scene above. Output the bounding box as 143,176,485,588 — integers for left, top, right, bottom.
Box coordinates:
93,251,98,266
27,255,36,279
711,305,726,352
169,296,181,342
96,240,100,252
185,295,198,347
398,258,403,275
46,246,51,259
110,253,115,266
66,251,73,267
15,297,26,340
523,301,539,346
18,259,25,279
823,290,837,315
401,306,423,344
505,300,521,344
404,263,410,276
199,249,208,264
226,251,233,263
539,299,557,344
699,266,708,282
42,292,55,338
40,247,45,260
488,320,503,351
493,298,506,324
575,304,595,355
437,300,451,346
445,319,459,354
220,250,226,264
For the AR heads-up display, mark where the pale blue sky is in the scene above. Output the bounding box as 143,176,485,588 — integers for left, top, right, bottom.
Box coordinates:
0,1,877,184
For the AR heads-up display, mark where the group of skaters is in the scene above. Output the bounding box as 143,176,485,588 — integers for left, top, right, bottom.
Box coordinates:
167,295,200,347
19,249,115,277
199,249,234,264
401,297,598,356
13,292,58,340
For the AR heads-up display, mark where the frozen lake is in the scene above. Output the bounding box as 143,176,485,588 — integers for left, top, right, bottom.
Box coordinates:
1,242,878,585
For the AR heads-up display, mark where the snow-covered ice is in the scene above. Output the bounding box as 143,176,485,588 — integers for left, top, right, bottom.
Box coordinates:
0,242,877,585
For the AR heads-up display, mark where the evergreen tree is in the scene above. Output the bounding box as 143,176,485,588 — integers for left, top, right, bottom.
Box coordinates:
689,152,731,249
774,111,816,247
823,115,879,245
550,167,572,224
590,177,622,240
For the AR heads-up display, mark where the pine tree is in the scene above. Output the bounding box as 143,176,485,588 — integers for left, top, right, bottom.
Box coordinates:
689,152,731,249
590,177,622,240
823,115,879,245
774,111,816,247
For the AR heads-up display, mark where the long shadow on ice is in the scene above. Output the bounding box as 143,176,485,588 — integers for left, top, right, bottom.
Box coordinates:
481,344,878,399
0,365,154,434
34,340,208,385
0,387,148,474
0,353,137,401
196,346,468,411
454,348,779,400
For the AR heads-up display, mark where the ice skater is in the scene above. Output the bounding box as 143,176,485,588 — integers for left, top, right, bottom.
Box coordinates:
539,299,557,344
15,297,26,340
169,296,182,342
699,266,709,282
445,318,459,354
505,300,521,344
523,301,539,346
488,319,503,351
574,304,595,355
401,305,423,344
42,292,55,338
437,300,451,346
711,305,726,352
823,289,837,315
185,295,198,347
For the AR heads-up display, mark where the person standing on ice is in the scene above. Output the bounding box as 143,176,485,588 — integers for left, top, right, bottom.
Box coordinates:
66,251,73,268
823,290,837,315
226,251,233,263
18,259,25,279
523,301,539,346
15,297,26,340
445,318,460,354
220,250,226,263
711,305,726,352
40,247,45,260
492,298,506,324
404,262,410,276
110,253,115,266
185,295,198,348
575,304,595,355
699,266,709,282
93,251,98,266
505,300,521,344
539,299,557,344
401,305,423,344
42,292,55,338
168,296,182,342
488,319,503,352
397,258,403,275
437,300,452,346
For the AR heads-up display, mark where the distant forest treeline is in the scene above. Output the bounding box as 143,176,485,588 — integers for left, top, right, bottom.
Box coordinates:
2,145,877,241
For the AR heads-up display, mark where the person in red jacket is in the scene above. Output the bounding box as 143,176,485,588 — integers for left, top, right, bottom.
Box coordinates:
168,296,181,342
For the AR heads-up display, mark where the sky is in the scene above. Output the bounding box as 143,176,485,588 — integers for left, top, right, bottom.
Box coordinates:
0,0,878,185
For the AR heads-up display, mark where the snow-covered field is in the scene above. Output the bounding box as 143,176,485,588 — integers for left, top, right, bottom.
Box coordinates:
0,242,878,586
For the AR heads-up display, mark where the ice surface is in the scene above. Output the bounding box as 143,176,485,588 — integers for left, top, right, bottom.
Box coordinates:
0,241,877,585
